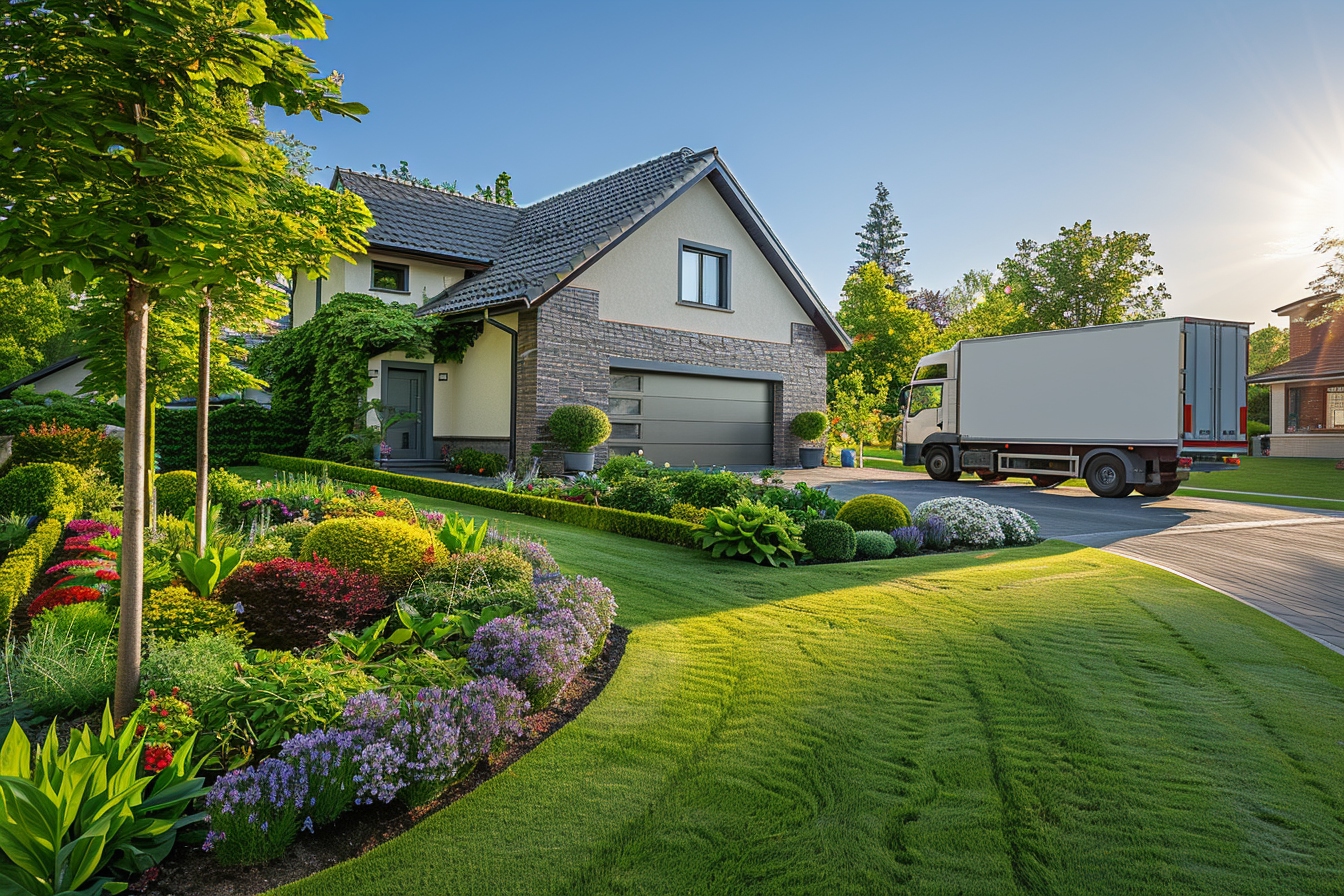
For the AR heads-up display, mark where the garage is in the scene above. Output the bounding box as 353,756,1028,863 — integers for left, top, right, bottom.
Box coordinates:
607,365,775,467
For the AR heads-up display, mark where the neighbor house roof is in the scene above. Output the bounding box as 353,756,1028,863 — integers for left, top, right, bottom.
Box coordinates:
334,148,851,351
1248,318,1344,384
0,355,83,399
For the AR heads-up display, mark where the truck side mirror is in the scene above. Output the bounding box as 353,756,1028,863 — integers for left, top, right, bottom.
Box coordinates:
898,386,911,413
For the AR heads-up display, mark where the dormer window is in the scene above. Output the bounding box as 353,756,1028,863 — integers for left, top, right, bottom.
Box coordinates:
371,260,410,293
678,241,730,310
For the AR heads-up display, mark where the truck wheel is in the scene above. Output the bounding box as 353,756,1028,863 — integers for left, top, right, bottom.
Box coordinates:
1135,483,1179,497
977,472,1006,483
1085,456,1130,498
925,447,959,482
1029,475,1068,488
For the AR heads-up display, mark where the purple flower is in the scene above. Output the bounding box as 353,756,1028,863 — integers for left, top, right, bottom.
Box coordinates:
890,526,924,557
204,759,308,866
455,676,529,759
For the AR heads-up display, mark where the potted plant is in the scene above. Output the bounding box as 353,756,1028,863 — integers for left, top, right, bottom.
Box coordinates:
547,404,612,472
791,411,829,468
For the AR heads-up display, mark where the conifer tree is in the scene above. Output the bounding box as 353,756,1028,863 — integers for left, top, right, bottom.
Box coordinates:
852,182,912,293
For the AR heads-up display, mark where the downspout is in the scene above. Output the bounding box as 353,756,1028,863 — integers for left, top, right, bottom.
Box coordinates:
482,308,518,465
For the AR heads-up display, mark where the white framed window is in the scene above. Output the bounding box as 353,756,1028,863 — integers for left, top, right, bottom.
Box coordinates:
678,241,730,309
1328,386,1344,429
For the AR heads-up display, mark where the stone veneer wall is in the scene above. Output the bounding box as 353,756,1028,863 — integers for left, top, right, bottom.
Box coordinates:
514,286,829,470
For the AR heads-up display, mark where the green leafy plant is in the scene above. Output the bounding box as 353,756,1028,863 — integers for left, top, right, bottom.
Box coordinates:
547,405,612,453
790,411,829,444
759,482,843,523
669,470,752,509
174,504,244,597
154,470,197,518
854,529,897,561
143,585,250,645
596,454,651,483
693,501,807,568
139,633,245,706
802,519,858,563
603,478,675,517
668,503,710,525
0,464,65,519
436,512,488,554
301,516,436,592
0,706,206,896
14,603,117,718
835,494,912,532
443,447,508,477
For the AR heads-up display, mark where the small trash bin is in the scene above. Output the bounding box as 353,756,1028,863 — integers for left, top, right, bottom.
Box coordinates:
840,448,856,468
1259,435,1270,457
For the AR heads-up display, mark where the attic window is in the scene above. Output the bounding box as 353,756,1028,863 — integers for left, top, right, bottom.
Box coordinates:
371,261,410,293
678,241,730,310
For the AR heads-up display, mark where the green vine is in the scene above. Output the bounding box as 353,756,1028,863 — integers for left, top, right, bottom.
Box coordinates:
432,319,482,363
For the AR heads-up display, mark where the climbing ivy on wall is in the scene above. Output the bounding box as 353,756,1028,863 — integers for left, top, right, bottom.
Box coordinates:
252,293,481,462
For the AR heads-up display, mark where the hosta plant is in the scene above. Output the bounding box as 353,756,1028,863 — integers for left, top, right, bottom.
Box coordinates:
435,512,488,554
0,705,205,896
693,501,807,568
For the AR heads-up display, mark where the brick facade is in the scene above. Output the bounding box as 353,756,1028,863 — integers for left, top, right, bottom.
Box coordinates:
515,286,829,470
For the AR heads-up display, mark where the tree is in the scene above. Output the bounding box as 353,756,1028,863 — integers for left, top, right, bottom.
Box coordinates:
0,278,74,384
1246,324,1289,426
944,270,996,322
829,370,890,468
473,171,517,206
851,182,911,292
0,0,365,718
939,279,1032,346
1308,229,1344,319
998,221,1169,329
908,288,953,329
828,263,938,412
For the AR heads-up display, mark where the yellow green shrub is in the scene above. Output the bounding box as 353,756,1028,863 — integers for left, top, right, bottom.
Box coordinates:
144,584,251,645
300,516,436,593
155,469,198,517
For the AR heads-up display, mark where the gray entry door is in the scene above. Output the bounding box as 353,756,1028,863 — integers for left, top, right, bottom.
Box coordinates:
608,370,773,467
384,368,426,459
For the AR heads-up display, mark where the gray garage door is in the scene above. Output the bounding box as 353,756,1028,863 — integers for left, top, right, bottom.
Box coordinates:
608,369,773,467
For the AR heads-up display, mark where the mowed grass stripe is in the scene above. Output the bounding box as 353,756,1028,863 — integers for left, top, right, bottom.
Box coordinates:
268,490,1344,896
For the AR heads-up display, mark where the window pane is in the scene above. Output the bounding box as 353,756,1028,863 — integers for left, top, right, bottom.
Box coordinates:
701,253,720,306
914,364,947,381
681,249,700,303
610,397,641,416
909,384,943,415
611,374,642,392
373,263,405,291
610,423,641,440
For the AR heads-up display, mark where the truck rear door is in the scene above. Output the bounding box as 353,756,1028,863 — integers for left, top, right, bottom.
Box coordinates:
1182,319,1248,452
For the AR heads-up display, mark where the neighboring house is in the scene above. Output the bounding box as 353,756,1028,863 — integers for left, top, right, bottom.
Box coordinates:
294,146,850,468
0,355,94,399
1248,293,1344,457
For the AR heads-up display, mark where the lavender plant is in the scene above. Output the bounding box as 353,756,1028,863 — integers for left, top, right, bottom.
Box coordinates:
277,727,361,826
204,759,310,866
890,526,925,557
534,575,616,662
916,514,954,551
468,614,588,706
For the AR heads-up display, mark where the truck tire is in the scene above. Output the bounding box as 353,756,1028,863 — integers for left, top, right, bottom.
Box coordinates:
1135,483,1179,497
925,446,959,482
1085,455,1130,498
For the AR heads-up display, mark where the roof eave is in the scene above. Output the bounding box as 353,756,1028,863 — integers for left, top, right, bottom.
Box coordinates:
1247,368,1344,384
1271,292,1340,316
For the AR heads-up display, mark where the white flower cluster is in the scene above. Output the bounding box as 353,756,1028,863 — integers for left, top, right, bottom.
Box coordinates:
913,497,1039,549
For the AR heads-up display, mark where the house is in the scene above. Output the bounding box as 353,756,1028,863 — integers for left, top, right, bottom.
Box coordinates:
293,147,849,469
1248,293,1344,457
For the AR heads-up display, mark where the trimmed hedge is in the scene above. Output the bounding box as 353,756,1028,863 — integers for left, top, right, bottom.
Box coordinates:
156,469,198,517
802,518,857,563
300,517,436,593
0,518,64,618
259,454,698,548
158,400,272,471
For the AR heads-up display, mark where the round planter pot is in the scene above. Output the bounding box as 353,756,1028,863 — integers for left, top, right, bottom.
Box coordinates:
563,451,596,472
798,447,824,469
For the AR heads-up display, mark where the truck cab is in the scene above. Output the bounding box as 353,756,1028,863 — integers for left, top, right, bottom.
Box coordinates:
897,350,957,473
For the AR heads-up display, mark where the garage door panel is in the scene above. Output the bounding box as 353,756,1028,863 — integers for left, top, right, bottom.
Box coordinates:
609,369,773,467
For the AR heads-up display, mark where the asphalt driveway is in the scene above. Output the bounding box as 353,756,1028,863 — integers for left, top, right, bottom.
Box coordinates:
784,467,1344,654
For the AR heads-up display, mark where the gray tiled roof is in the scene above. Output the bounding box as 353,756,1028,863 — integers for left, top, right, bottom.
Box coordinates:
334,169,521,263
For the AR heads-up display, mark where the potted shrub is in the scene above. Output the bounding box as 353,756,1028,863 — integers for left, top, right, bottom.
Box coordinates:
547,405,612,472
791,411,829,468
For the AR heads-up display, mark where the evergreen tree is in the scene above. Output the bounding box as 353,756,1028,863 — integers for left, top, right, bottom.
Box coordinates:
851,182,912,292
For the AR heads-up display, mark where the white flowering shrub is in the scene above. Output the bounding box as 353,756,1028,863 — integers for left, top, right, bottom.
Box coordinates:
992,505,1040,546
912,497,1006,548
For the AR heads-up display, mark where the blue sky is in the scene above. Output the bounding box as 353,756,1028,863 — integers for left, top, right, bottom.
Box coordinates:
282,1,1344,328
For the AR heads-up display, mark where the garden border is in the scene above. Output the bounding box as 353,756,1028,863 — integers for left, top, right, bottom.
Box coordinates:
0,518,64,618
257,454,698,548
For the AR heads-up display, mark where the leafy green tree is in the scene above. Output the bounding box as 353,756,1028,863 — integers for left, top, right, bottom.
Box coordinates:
829,370,890,468
828,263,938,410
998,221,1169,329
1246,324,1290,426
0,0,365,717
939,283,1032,346
0,278,75,384
944,270,996,322
851,182,912,292
1308,228,1344,319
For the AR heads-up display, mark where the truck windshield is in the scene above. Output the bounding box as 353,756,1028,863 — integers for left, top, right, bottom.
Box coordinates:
914,363,948,380
908,383,942,415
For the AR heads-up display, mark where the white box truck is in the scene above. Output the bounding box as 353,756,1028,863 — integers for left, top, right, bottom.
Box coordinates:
897,317,1249,498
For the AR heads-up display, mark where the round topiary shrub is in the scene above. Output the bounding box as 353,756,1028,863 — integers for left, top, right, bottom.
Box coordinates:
854,530,896,561
790,411,829,443
214,557,387,649
802,518,857,563
835,494,912,532
299,516,436,593
155,469,198,518
0,463,64,518
547,405,612,452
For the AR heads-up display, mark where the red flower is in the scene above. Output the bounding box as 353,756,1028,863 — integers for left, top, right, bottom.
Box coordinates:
28,585,102,618
374,510,386,517
142,743,173,774
95,569,120,581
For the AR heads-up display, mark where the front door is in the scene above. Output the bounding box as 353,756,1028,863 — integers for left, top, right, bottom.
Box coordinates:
384,368,426,459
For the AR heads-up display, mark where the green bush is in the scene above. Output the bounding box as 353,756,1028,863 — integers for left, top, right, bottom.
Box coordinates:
155,469,198,517
693,501,807,568
430,547,534,590
259,454,699,549
604,477,675,516
0,518,63,618
444,446,509,477
141,632,247,704
835,494,912,532
597,453,652,482
670,470,753,509
209,468,255,528
8,421,122,480
244,535,297,563
668,502,709,525
547,405,611,452
15,601,117,717
0,463,64,518
790,411,829,442
854,530,897,561
0,393,123,437
300,516,437,592
802,518,857,562
158,400,273,471
269,519,315,556
143,584,251,645
71,467,121,514
759,482,843,523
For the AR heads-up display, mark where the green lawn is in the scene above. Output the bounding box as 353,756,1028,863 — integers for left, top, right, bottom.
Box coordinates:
1185,457,1344,506
266,483,1344,896
849,448,1089,487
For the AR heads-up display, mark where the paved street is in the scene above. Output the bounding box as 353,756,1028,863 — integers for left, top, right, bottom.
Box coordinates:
784,467,1344,654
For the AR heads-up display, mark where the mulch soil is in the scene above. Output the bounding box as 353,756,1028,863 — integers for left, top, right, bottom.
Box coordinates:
142,624,630,896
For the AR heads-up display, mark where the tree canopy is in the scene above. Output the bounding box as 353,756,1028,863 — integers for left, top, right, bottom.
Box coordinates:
852,183,912,293
1248,325,1289,377
828,262,938,408
0,278,74,384
997,221,1169,329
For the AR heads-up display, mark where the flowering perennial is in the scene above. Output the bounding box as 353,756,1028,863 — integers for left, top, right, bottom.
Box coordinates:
203,759,309,866
912,498,1040,550
917,514,954,551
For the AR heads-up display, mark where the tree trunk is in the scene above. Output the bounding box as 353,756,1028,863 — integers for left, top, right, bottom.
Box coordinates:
115,281,151,720
195,298,211,555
